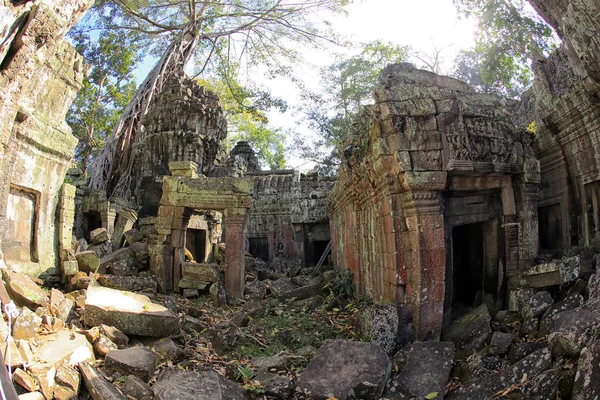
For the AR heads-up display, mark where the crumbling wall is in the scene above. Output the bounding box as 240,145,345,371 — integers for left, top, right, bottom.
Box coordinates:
130,76,228,217
512,18,600,251
0,0,92,279
330,63,539,339
246,169,334,268
528,0,600,84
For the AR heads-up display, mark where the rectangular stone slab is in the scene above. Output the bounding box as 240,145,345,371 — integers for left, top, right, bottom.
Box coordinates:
84,285,180,337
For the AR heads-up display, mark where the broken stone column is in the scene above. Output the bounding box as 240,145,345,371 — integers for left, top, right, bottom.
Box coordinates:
111,208,138,248
224,208,248,299
98,201,117,237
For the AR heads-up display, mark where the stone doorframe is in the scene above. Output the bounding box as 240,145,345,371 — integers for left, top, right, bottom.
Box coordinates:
149,162,253,298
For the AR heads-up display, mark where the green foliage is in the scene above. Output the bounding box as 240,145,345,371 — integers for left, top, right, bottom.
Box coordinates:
294,40,410,175
452,0,558,97
325,268,355,301
197,74,287,169
67,28,141,172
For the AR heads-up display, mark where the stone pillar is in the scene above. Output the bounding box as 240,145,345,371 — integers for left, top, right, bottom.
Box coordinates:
59,184,78,281
224,207,248,299
171,208,192,291
400,171,447,340
98,201,116,237
112,208,138,248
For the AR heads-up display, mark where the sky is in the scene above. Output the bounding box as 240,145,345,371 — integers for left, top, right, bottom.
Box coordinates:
260,0,478,169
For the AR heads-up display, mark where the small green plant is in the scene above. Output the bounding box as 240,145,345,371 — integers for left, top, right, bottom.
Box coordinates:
236,365,265,395
526,120,537,134
325,269,355,304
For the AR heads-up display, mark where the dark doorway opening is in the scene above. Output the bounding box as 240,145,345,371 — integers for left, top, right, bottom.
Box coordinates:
538,203,562,253
249,237,270,262
186,229,207,262
311,240,330,267
85,212,102,242
452,222,484,309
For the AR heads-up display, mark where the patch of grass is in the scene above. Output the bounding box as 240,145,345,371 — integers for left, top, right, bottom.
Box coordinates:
227,298,362,360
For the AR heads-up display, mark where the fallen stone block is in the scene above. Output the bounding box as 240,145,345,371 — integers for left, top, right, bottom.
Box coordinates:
509,288,534,312
78,362,126,400
55,364,80,393
386,341,454,399
56,297,74,323
27,364,56,400
256,373,294,399
446,347,552,399
53,383,78,400
508,341,547,364
32,330,95,368
14,368,38,392
130,242,149,266
278,282,324,301
108,260,137,277
181,263,220,283
18,392,45,400
96,275,157,292
153,369,249,400
94,335,117,357
442,304,491,351
521,291,554,319
244,280,267,301
49,289,64,310
296,339,390,400
121,375,152,400
548,307,600,356
539,293,583,334
123,229,144,245
521,369,558,400
572,338,600,399
90,228,109,245
251,355,288,374
75,251,100,273
358,304,400,355
99,325,128,347
104,348,158,382
489,332,513,356
141,337,181,362
87,242,112,259
3,270,48,310
99,248,136,274
13,307,42,340
84,285,180,337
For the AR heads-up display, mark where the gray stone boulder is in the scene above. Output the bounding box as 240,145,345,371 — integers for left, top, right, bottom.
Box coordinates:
96,274,158,292
84,285,180,337
539,293,584,334
140,337,181,362
104,348,159,382
548,307,600,356
508,341,547,364
79,362,125,400
447,347,552,399
572,338,600,399
358,304,400,355
489,332,513,356
123,229,144,245
90,228,109,245
244,280,267,301
153,369,249,400
3,269,47,309
12,307,41,340
251,355,288,374
256,373,294,398
296,340,391,400
442,304,491,351
385,341,454,399
99,248,136,274
267,278,298,296
121,375,152,400
588,272,600,306
130,241,149,266
75,251,100,273
521,291,554,319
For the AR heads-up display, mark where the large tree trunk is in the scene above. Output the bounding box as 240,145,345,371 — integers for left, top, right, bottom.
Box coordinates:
88,22,199,200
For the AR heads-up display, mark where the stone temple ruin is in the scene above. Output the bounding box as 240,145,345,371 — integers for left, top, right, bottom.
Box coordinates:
1,0,600,398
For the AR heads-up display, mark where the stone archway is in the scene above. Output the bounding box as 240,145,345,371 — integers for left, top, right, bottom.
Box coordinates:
149,161,253,298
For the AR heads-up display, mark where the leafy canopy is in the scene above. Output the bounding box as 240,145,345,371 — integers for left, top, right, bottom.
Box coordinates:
294,40,410,175
452,0,558,97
